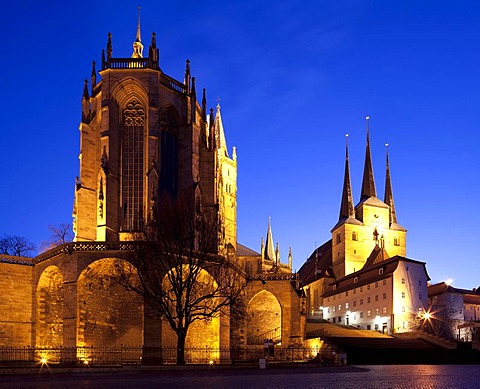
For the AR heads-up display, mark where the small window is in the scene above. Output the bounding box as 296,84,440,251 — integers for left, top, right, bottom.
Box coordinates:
383,279,387,286
367,324,371,330
383,293,387,299
333,306,336,312
367,297,371,303
367,310,371,317
333,317,336,324
354,277,358,284
402,292,405,298
336,233,341,244
360,312,364,318
360,286,363,292
379,268,384,275
333,285,337,291
353,301,357,307
402,306,406,313
375,295,379,302
375,281,378,288
402,278,405,284
338,305,341,311
327,308,330,313
383,306,387,314
394,236,399,246
375,308,379,315
360,299,364,305
352,231,357,241
353,288,357,294
345,291,349,297
419,280,422,286
406,266,409,271
367,284,371,291
345,303,349,310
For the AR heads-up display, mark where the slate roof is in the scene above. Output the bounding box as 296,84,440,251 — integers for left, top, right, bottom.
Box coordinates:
298,240,334,285
236,242,260,257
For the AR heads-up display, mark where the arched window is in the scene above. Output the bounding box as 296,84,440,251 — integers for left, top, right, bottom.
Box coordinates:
159,109,178,199
122,98,145,231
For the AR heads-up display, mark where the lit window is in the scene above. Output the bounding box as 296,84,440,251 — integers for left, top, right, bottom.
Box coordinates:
346,303,349,309
367,310,371,317
333,307,336,312
333,285,337,290
338,305,341,311
375,308,379,315
383,307,387,314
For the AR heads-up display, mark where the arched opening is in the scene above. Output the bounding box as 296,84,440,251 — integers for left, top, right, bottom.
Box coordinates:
36,266,64,348
121,98,145,231
246,290,282,345
159,107,179,199
77,258,143,348
161,266,221,354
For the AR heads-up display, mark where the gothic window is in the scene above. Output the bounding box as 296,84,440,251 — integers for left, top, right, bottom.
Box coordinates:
121,99,145,231
159,109,178,199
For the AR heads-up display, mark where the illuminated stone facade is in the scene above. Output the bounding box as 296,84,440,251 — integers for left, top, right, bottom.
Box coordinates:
0,20,304,355
299,124,429,334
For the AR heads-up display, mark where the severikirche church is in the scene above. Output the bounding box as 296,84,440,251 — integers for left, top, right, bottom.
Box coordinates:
0,15,439,362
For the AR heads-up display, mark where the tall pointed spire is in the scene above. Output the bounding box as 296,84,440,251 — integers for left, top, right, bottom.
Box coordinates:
106,32,112,59
384,143,398,225
360,116,377,200
339,134,355,220
131,7,143,58
214,103,229,156
90,61,96,95
264,217,276,262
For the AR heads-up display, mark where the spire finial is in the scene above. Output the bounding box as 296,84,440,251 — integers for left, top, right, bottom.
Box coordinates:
131,7,144,58
339,133,355,220
360,115,377,200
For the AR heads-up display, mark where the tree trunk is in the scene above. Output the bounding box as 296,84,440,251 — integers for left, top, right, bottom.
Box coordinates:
177,331,186,365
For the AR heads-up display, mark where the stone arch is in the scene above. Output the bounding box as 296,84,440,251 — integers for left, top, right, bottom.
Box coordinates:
111,77,149,111
77,258,143,348
246,290,282,345
161,265,221,350
36,266,65,348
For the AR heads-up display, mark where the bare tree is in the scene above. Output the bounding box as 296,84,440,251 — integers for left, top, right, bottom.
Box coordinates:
39,223,74,252
0,234,36,257
116,189,246,365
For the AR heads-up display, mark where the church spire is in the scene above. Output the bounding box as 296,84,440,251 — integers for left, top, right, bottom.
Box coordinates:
264,217,276,262
360,116,377,200
339,134,355,220
131,7,143,58
214,103,229,156
384,143,398,225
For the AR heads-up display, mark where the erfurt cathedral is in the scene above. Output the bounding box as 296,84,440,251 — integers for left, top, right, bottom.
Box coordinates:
0,17,303,360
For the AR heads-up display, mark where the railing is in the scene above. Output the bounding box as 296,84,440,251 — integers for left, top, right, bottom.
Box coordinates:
247,273,296,281
105,58,150,69
0,255,33,266
160,73,187,94
251,327,282,345
0,345,322,367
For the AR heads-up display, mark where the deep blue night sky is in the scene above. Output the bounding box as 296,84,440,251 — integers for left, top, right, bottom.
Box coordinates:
1,1,479,289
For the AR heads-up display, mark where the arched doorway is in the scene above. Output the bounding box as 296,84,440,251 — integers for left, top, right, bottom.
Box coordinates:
246,290,282,345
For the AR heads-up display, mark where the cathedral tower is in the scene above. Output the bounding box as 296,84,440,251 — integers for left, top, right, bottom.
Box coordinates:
72,18,237,253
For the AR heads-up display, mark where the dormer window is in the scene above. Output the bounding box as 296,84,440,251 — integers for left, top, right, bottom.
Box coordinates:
379,268,384,275
354,277,358,284
333,284,337,291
